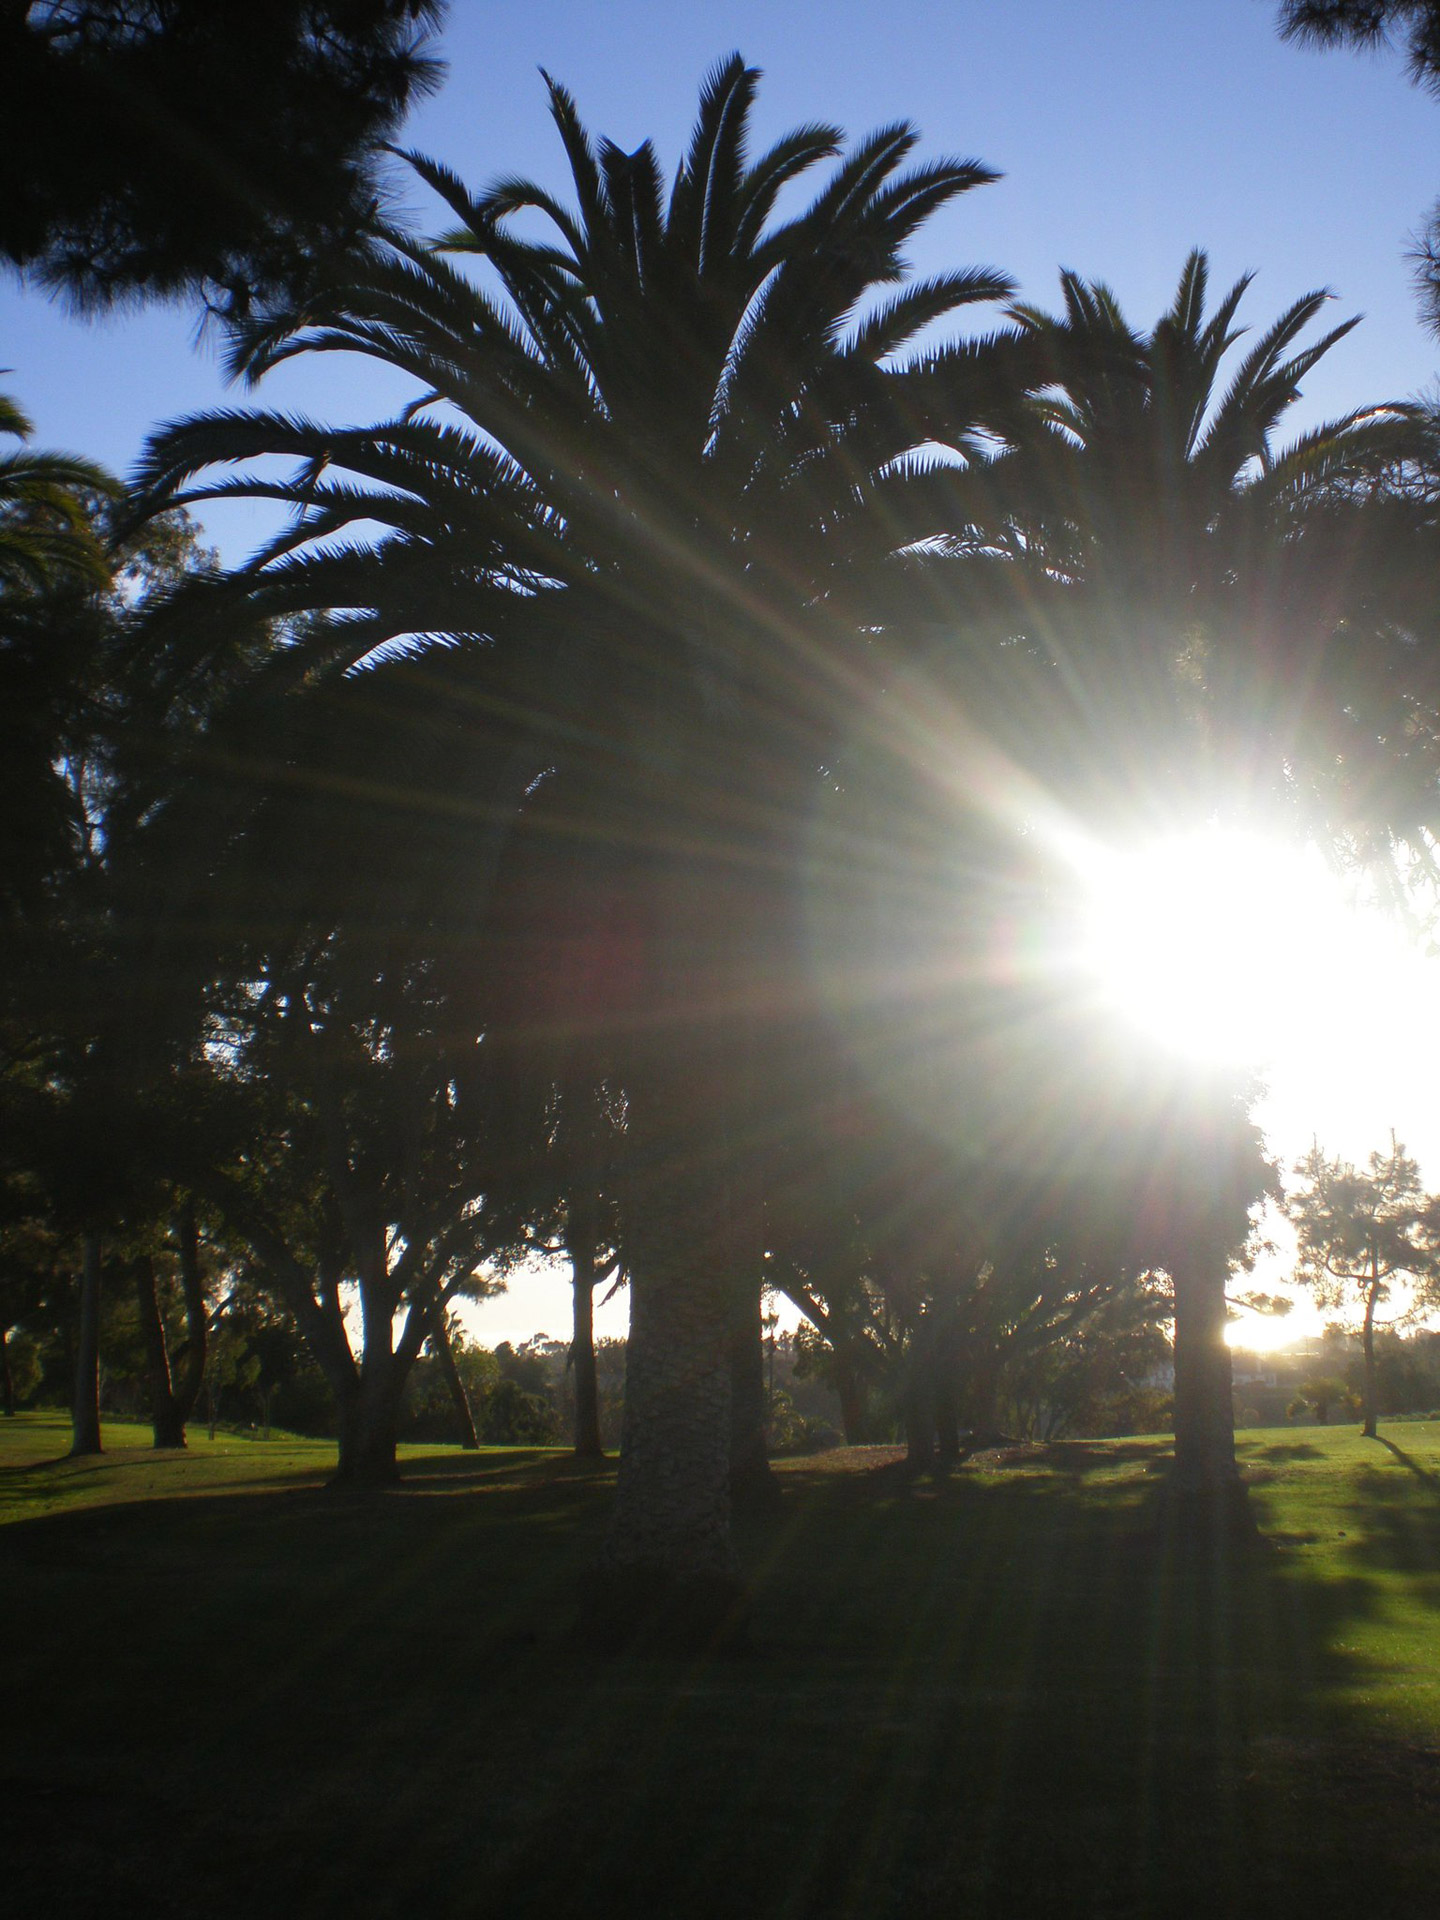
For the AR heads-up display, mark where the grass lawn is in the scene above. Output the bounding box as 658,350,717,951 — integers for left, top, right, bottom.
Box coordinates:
4,1413,1440,1918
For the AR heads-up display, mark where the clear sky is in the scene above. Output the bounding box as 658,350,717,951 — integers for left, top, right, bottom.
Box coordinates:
7,0,1440,1347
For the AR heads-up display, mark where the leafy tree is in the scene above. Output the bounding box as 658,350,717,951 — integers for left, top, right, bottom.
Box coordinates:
1288,1133,1440,1435
0,1,446,315
1287,1374,1357,1423
1277,1,1440,334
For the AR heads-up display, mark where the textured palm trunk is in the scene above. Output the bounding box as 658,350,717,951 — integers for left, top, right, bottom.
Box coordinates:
70,1233,103,1456
592,1051,740,1642
1171,1258,1236,1489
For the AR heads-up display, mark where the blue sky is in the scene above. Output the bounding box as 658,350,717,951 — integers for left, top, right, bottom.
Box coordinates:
4,0,1438,565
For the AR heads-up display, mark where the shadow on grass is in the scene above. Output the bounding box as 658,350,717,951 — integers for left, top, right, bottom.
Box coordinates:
5,1441,1440,1919
1376,1434,1440,1488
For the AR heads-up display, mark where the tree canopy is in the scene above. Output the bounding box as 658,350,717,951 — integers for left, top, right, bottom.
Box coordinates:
0,0,446,315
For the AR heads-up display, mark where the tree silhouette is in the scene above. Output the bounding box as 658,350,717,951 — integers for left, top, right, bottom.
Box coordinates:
0,0,445,315
134,55,1026,1613
1288,1133,1440,1437
868,249,1411,1488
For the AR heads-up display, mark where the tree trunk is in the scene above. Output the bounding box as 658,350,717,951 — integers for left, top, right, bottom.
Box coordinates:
172,1199,208,1434
591,1055,740,1643
1361,1284,1379,1440
1170,1259,1236,1490
1,1325,13,1416
333,1367,404,1487
135,1253,188,1449
724,1036,776,1507
328,1231,407,1488
70,1233,103,1456
432,1310,480,1450
565,1186,605,1459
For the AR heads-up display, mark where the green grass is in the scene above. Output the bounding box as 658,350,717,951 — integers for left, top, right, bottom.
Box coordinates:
4,1414,1440,1918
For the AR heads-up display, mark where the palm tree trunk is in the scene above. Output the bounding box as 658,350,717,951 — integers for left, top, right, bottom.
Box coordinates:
70,1232,102,1456
591,1053,740,1643
1171,1258,1236,1490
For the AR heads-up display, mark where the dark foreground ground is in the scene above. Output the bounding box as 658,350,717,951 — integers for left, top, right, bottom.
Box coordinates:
4,1414,1440,1919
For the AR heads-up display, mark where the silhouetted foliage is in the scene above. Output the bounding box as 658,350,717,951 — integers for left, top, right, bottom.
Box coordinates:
1288,1135,1440,1436
0,0,445,315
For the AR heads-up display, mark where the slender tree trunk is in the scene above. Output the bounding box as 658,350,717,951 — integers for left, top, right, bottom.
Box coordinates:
1171,1258,1236,1490
70,1233,102,1456
1,1325,13,1416
591,1051,740,1641
172,1199,208,1433
432,1309,480,1450
565,1186,605,1459
134,1253,188,1449
1361,1281,1379,1440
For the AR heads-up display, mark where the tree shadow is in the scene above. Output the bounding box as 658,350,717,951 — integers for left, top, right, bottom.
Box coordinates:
8,1442,1440,1919
1375,1434,1440,1488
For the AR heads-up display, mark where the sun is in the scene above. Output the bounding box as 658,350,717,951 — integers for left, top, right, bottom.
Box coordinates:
1072,826,1377,1068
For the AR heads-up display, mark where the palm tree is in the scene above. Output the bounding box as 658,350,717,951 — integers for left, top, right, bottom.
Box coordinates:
871,250,1421,1489
135,57,1025,1607
0,386,114,592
